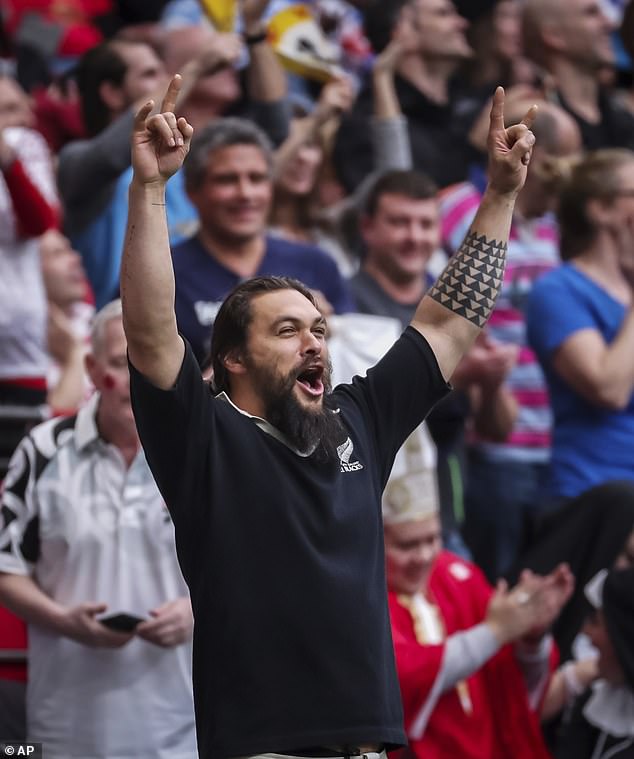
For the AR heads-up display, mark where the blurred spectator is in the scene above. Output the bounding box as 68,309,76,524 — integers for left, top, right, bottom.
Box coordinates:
0,301,196,759
334,0,476,192
59,4,290,309
270,76,355,272
7,2,105,92
40,229,95,415
383,443,572,759
350,169,518,557
162,0,289,138
453,0,544,134
175,116,354,363
527,149,634,500
441,100,582,580
0,75,35,130
555,566,634,759
523,0,634,150
508,480,634,664
458,0,526,91
0,72,59,745
57,38,170,308
0,76,59,475
162,28,243,131
32,72,86,154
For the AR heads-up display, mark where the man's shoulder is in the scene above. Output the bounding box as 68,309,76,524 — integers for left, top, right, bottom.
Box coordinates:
433,551,486,588
530,264,575,298
8,413,78,481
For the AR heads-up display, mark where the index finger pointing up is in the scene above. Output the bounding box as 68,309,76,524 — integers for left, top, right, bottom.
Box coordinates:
489,86,506,132
161,74,182,114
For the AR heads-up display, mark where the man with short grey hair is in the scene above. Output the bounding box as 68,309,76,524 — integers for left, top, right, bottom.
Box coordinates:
0,300,196,759
174,116,354,363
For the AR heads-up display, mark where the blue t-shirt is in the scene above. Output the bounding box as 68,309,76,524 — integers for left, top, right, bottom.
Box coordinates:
173,234,354,362
527,263,634,498
73,169,198,309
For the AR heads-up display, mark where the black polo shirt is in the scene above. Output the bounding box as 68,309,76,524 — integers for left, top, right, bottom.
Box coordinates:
129,326,450,759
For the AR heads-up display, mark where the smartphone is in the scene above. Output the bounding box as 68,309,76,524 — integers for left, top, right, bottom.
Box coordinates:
97,612,146,633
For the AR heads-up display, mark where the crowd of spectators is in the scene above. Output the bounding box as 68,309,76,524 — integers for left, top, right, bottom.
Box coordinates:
0,0,634,757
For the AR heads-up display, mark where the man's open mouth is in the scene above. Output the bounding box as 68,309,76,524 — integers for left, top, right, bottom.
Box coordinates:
296,366,325,397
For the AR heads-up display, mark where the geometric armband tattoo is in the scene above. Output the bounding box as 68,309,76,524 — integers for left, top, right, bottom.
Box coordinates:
428,231,507,328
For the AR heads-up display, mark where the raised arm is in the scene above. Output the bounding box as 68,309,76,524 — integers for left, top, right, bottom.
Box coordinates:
411,88,537,380
371,21,418,171
242,0,288,105
273,77,353,179
120,76,193,389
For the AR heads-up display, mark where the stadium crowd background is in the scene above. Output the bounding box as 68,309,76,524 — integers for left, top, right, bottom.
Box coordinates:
1,0,634,757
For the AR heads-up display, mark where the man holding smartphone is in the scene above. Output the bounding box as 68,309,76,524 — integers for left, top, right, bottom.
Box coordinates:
0,300,196,759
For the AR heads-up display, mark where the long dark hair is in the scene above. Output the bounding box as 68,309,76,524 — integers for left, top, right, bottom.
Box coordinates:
210,276,316,394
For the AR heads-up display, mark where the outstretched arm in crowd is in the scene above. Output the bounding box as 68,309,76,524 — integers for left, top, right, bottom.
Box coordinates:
120,76,192,390
0,126,59,236
411,88,536,381
371,19,419,171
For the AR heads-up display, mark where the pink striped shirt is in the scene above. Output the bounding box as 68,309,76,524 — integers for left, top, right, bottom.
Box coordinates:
440,182,559,459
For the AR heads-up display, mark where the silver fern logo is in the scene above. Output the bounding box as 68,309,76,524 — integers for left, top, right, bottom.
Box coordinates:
337,437,363,472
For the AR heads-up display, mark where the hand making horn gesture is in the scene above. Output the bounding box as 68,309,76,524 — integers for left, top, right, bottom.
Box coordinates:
487,86,537,198
131,74,194,186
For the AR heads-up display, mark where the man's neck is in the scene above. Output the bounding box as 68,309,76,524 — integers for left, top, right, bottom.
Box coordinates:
96,411,140,469
551,58,601,124
364,261,426,305
396,55,457,105
197,228,267,278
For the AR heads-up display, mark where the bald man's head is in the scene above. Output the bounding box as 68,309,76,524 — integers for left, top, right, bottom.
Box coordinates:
507,99,582,218
523,0,614,70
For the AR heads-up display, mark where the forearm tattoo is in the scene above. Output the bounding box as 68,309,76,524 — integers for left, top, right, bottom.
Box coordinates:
429,231,507,328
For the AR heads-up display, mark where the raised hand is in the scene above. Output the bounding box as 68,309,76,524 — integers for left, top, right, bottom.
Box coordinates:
487,86,537,198
374,11,420,75
131,75,194,186
520,563,575,643
314,76,354,125
190,32,244,76
485,564,573,646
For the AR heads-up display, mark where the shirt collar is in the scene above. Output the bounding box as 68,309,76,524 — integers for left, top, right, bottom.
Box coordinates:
74,392,101,451
215,391,316,457
584,680,634,737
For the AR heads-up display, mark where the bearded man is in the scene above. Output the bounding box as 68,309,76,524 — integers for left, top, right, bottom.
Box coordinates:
120,75,538,759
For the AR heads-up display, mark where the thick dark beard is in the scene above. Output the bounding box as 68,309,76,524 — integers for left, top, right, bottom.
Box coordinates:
248,358,346,463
